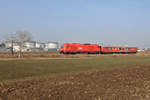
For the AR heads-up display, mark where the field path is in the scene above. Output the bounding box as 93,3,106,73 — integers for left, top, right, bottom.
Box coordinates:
0,65,150,100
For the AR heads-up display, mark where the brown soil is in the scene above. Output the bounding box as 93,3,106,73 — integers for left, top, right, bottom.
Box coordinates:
0,65,150,100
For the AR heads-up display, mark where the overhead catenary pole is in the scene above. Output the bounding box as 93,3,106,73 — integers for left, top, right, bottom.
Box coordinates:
11,40,14,56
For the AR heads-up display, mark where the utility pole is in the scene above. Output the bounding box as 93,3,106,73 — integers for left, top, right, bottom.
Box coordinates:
11,40,14,56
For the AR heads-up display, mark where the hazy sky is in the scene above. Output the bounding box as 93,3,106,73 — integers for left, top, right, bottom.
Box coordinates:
0,0,150,48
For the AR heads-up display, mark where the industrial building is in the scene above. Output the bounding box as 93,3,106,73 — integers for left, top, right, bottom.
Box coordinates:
0,41,59,52
45,42,58,51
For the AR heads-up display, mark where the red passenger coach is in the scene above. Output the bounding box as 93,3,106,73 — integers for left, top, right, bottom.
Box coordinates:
101,46,138,54
60,43,100,54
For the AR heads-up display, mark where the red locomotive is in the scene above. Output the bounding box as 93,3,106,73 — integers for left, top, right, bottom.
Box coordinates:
60,43,138,54
60,43,100,54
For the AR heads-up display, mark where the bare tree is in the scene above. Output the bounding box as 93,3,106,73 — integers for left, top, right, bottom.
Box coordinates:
15,31,32,58
4,31,33,58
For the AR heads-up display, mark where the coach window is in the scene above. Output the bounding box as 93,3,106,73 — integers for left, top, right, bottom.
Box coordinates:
108,48,111,50
122,48,125,50
119,48,122,50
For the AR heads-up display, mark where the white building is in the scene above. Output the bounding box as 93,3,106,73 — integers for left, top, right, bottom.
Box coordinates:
35,42,45,49
4,41,59,52
5,41,20,52
12,45,19,52
45,42,58,51
5,41,19,48
22,41,36,51
24,41,36,49
5,41,36,52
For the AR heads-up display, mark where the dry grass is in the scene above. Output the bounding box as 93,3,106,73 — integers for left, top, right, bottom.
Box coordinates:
1,51,150,58
0,55,150,82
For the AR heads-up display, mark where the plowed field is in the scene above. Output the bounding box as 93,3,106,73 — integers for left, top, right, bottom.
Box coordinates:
0,65,150,100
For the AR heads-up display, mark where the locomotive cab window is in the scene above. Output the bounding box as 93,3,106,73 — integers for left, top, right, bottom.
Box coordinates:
65,45,69,48
98,46,101,48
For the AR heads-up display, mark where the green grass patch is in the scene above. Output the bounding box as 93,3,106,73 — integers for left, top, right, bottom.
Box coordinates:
0,56,150,82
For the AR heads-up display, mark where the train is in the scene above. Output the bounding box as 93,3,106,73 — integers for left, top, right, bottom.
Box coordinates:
59,43,138,54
